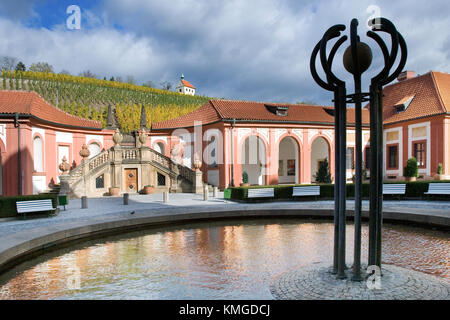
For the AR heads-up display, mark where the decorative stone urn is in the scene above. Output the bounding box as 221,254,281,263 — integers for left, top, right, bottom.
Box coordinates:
58,156,70,174
112,128,123,146
139,128,148,145
79,144,90,160
193,158,202,171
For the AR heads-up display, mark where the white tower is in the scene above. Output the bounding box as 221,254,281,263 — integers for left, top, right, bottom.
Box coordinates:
175,74,196,96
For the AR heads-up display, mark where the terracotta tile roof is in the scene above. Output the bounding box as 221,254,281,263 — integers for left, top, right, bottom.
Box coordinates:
181,79,195,89
382,71,450,124
0,91,102,129
152,99,370,130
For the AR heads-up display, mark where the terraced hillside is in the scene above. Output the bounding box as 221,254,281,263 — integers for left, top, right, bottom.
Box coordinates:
0,70,211,131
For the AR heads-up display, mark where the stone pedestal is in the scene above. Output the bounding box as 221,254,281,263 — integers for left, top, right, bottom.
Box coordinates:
194,171,204,194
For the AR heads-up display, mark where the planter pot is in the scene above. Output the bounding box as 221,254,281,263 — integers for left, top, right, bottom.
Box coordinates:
405,176,416,182
240,183,250,187
109,187,120,196
434,174,444,181
143,186,154,194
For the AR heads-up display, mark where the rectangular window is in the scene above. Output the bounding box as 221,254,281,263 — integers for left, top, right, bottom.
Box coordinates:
95,174,104,189
413,141,426,168
364,147,370,170
387,145,398,169
346,147,355,170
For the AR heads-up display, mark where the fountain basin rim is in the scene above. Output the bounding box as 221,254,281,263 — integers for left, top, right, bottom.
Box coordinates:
0,207,448,275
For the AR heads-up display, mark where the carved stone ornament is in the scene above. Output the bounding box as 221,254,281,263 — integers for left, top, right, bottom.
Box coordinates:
79,144,90,160
58,156,70,174
112,128,123,146
139,128,148,145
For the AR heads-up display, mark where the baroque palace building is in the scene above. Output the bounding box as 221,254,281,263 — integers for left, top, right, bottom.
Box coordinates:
0,70,449,196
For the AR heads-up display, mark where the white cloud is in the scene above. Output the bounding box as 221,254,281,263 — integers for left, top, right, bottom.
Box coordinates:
0,0,448,104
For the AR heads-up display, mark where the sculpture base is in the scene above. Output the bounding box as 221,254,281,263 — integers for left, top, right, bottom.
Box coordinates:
270,262,449,300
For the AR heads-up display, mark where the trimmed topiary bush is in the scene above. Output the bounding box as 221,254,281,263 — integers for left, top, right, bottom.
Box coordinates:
403,157,419,179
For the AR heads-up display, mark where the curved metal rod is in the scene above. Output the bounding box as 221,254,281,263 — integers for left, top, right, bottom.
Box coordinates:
383,32,407,85
320,24,346,87
327,35,348,82
310,40,335,91
368,18,399,84
350,19,360,77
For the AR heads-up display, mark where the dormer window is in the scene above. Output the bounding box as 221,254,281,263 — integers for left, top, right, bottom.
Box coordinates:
265,104,289,116
394,95,414,113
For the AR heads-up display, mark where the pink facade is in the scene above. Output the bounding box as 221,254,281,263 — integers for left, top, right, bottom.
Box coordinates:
0,91,114,196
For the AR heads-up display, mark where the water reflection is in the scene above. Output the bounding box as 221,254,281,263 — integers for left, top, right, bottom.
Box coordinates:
0,219,448,300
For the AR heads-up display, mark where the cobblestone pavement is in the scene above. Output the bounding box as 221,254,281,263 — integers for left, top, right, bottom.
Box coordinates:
270,263,450,300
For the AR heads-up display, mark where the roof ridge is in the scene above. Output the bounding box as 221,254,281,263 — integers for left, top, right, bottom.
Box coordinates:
211,98,331,108
429,72,447,113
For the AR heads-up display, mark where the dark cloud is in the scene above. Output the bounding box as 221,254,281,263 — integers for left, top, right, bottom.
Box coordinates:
1,0,449,105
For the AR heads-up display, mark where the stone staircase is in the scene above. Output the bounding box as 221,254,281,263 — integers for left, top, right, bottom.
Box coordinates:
60,145,204,198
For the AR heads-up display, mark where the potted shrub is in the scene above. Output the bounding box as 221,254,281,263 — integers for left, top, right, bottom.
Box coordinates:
435,163,444,180
403,157,418,182
240,171,250,187
143,185,154,194
109,186,120,196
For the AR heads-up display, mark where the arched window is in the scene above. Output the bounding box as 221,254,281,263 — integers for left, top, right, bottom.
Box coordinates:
88,142,101,159
33,136,43,172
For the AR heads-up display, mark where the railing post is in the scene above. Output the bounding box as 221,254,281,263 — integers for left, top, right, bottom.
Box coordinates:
203,184,209,201
163,191,169,203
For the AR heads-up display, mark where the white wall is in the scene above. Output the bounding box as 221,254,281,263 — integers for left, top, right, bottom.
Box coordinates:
278,137,297,184
241,136,266,185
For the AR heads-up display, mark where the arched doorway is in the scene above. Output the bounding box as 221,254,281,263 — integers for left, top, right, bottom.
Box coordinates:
88,142,101,159
241,135,266,185
153,142,165,156
310,136,330,183
278,136,299,184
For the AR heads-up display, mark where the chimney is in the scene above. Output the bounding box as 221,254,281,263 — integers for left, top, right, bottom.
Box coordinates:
397,70,415,82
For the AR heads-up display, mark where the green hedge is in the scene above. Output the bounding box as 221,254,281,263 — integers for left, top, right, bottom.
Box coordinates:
227,180,450,202
0,194,58,218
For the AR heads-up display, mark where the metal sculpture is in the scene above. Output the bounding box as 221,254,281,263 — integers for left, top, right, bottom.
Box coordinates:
310,17,407,280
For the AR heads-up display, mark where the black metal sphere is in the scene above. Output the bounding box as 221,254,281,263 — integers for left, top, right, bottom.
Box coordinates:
343,42,373,75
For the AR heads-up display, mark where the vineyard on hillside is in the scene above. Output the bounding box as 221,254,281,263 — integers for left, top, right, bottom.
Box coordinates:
0,70,211,131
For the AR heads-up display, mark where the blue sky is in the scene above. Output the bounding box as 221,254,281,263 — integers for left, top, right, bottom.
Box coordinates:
0,0,449,105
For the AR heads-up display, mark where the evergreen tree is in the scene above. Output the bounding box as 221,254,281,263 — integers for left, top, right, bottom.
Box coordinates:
314,158,332,183
15,61,26,71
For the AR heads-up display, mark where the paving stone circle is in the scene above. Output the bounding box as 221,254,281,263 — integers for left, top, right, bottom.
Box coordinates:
270,262,450,300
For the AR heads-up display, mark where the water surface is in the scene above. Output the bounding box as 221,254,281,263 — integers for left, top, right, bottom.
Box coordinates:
0,219,448,299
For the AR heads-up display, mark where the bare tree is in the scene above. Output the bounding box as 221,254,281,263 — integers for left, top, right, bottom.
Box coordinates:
160,81,173,91
142,80,155,88
29,62,54,73
79,70,97,78
59,69,71,75
126,75,135,84
1,56,18,71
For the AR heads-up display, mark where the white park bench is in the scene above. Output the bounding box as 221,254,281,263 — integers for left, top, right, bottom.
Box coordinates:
424,183,450,196
292,186,321,199
247,188,274,199
16,199,57,219
382,184,406,196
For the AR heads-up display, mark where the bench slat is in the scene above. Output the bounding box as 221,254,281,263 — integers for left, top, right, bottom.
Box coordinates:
425,183,450,195
247,188,274,198
16,199,55,214
293,186,320,197
383,184,406,195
